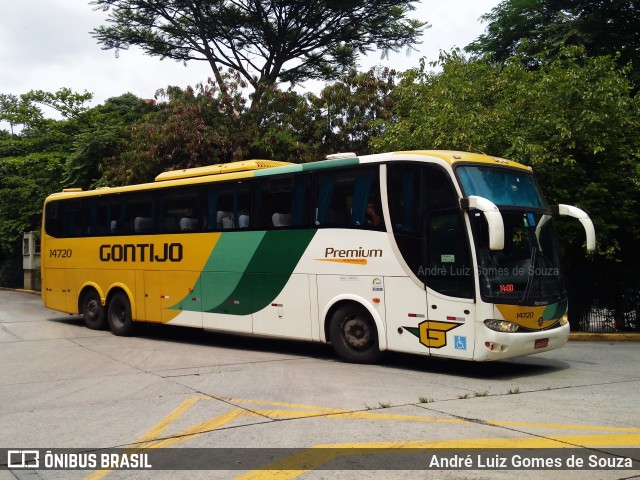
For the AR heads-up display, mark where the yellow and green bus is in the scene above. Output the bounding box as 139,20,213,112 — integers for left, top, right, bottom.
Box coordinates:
41,150,595,362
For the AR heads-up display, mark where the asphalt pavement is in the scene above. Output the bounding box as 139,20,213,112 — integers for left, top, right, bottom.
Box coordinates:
1,289,639,480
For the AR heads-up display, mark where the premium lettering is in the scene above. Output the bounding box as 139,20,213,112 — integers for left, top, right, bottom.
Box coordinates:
99,243,183,262
324,247,382,258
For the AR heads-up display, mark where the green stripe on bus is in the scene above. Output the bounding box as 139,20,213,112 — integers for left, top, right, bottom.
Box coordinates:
206,229,317,315
170,231,265,312
253,157,359,177
543,298,568,320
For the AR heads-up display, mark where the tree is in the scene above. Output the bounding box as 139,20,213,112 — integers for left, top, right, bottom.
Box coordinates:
65,93,155,188
23,88,94,126
0,89,152,285
101,74,253,185
466,0,640,83
91,0,427,98
0,153,65,286
0,94,43,135
309,67,397,156
374,49,640,254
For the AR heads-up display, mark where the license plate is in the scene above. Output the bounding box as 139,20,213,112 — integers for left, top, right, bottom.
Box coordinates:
534,338,549,349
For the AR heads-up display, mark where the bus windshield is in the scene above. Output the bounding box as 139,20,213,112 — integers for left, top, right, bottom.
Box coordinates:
457,166,564,305
457,165,545,208
470,211,565,304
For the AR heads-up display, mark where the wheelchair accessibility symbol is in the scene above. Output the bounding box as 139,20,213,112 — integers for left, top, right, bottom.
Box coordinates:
454,336,467,350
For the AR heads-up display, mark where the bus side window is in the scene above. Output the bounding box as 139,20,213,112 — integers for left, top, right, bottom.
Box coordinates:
216,189,234,229
206,183,250,230
206,189,218,231
88,199,113,236
122,194,156,235
64,200,85,237
158,187,200,233
388,163,473,298
313,167,383,229
45,201,64,238
252,174,310,230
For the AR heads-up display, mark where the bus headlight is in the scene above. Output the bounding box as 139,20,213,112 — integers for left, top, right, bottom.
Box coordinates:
559,313,569,326
484,319,520,333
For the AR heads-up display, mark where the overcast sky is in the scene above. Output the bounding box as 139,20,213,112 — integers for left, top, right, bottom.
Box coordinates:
0,0,500,109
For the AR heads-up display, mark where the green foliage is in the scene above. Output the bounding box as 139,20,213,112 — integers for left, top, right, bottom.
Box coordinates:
101,74,254,185
0,90,152,286
91,0,427,93
101,68,400,185
466,0,640,84
66,93,154,188
0,153,65,286
248,85,321,163
0,94,44,134
374,49,640,256
309,67,397,156
23,88,93,125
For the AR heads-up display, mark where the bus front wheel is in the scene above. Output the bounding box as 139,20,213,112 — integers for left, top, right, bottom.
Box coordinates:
107,292,135,336
82,290,107,330
329,304,382,364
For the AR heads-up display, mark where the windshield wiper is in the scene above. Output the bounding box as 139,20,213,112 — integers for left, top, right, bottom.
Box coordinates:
521,246,537,304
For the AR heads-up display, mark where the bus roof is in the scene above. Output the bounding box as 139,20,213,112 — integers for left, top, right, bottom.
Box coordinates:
45,150,532,201
393,150,532,171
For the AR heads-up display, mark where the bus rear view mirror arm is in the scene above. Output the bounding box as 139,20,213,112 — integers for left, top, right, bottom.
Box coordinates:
550,204,596,252
460,196,505,251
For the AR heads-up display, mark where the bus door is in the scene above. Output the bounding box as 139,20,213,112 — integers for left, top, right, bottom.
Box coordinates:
423,209,476,359
386,162,475,358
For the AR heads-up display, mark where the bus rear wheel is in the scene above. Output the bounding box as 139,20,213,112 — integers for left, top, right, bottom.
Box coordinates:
82,290,107,330
107,292,135,336
329,304,382,363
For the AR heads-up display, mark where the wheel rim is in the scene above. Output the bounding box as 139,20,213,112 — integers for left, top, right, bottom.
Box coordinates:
342,315,371,350
85,298,100,321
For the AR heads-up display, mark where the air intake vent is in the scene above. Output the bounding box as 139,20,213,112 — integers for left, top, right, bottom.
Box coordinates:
154,160,294,182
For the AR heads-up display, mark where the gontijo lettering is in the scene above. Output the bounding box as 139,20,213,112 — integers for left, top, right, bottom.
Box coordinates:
99,243,183,262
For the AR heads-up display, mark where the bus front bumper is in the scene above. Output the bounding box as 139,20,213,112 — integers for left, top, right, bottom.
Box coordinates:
473,322,570,361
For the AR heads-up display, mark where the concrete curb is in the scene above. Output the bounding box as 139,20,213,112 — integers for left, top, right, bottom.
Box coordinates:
0,287,40,295
569,332,640,342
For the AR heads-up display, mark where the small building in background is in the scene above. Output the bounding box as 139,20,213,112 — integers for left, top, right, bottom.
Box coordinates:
23,231,40,291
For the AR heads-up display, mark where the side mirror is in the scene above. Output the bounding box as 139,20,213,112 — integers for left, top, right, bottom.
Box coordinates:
460,196,504,251
551,204,596,251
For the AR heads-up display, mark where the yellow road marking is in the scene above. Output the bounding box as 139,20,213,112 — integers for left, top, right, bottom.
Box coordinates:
136,396,207,443
84,395,640,480
84,397,237,480
136,408,249,449
485,420,640,433
222,397,347,413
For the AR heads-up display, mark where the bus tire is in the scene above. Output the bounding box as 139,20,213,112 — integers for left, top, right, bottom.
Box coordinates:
82,289,107,330
329,304,382,364
107,292,135,336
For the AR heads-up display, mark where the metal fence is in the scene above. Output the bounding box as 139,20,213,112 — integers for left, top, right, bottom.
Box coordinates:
574,306,639,333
